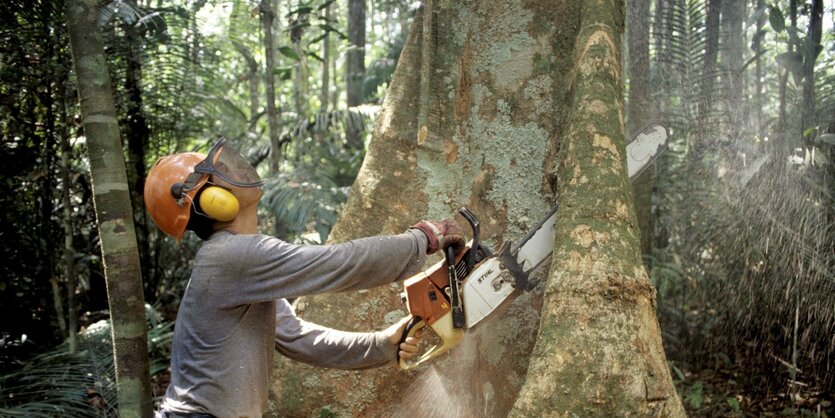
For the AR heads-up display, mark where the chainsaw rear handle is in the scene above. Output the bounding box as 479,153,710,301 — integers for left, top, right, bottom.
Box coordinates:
397,312,465,371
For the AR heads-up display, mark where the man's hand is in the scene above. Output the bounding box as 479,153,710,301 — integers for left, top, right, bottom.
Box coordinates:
411,219,465,254
386,316,420,361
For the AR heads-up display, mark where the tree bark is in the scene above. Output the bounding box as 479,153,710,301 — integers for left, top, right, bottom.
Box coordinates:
65,0,152,416
271,1,683,416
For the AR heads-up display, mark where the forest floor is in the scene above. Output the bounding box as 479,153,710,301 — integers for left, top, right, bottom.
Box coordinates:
675,364,833,417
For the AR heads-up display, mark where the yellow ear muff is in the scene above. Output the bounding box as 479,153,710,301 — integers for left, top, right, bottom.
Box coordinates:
199,186,240,222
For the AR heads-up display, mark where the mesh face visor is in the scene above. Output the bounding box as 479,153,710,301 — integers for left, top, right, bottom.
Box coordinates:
179,138,264,195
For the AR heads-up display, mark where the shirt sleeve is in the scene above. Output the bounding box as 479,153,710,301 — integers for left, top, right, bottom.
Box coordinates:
210,230,429,306
274,299,397,369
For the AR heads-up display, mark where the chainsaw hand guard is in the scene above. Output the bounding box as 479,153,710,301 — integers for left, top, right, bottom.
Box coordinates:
398,312,464,370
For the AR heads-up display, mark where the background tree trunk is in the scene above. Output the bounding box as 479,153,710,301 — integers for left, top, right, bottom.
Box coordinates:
65,0,152,416
802,0,823,142
720,0,746,140
698,0,721,141
262,0,282,172
346,0,366,107
753,0,766,139
271,1,682,416
345,0,367,150
627,0,653,259
123,0,152,296
320,3,332,111
779,0,798,128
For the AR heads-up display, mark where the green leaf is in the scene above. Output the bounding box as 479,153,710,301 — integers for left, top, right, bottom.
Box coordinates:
278,46,301,61
274,67,293,81
727,398,741,411
768,5,785,33
318,24,348,40
686,381,704,409
818,133,835,145
317,0,337,11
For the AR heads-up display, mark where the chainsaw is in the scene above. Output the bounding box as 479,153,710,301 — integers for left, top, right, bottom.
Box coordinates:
397,122,670,370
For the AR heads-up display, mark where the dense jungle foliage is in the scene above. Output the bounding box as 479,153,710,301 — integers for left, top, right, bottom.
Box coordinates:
0,0,832,416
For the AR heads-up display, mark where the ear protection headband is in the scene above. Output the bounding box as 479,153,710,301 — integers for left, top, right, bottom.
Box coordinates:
198,186,240,222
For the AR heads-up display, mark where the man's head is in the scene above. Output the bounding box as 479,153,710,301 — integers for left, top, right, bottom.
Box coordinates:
144,138,264,240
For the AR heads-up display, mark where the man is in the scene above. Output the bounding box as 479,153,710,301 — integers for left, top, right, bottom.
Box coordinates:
144,138,463,418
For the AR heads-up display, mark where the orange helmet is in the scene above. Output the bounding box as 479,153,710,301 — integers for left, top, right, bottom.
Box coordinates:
144,138,264,240
144,152,208,240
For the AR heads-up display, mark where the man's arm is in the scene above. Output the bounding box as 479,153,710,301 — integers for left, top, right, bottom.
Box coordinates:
274,299,399,369
211,230,429,305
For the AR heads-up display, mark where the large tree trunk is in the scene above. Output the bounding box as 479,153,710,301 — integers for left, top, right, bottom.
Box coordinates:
271,1,683,416
510,1,682,414
65,0,152,416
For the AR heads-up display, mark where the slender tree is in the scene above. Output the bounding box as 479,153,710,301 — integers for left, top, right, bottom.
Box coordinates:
698,0,722,140
720,0,746,139
779,0,799,128
122,0,152,293
320,3,332,111
627,0,653,257
261,0,282,172
347,0,366,107
65,0,152,415
272,1,684,415
753,0,766,138
801,0,823,142
345,0,366,149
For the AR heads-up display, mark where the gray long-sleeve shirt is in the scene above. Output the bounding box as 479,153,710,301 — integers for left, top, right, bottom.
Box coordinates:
159,230,428,418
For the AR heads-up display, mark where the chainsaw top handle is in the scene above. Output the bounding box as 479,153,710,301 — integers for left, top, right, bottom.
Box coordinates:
457,207,480,271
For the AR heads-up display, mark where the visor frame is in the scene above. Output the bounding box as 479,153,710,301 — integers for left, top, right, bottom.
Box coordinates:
181,137,264,193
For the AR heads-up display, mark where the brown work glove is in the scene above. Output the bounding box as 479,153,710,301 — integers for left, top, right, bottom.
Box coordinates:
410,219,465,255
